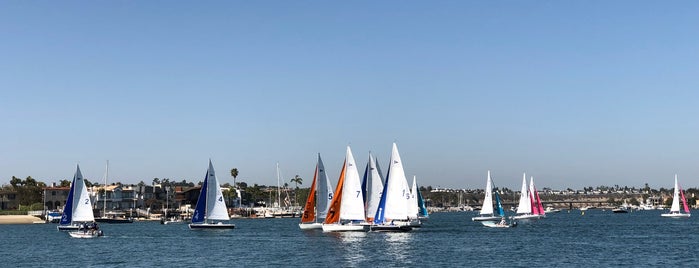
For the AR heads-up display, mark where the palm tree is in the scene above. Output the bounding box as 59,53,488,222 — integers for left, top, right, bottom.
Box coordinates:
290,175,303,206
230,168,239,188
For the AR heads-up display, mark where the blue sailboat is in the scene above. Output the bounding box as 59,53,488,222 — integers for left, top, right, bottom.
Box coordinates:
189,160,235,229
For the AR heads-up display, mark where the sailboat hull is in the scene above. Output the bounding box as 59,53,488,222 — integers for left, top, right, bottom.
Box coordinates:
472,216,502,222
512,214,543,220
321,223,369,232
189,223,236,229
57,224,81,231
298,222,323,230
68,230,103,238
661,213,690,218
370,224,413,232
95,218,133,224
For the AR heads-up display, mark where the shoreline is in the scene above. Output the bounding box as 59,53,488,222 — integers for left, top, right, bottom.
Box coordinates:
0,215,45,224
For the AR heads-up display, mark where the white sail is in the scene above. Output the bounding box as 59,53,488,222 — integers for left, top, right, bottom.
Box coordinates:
316,154,333,219
480,171,494,216
383,143,410,220
365,154,384,220
670,175,680,213
205,160,230,221
516,173,531,214
408,176,420,219
339,146,366,221
72,165,95,222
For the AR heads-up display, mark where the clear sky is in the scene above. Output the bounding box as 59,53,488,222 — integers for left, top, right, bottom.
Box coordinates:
1,1,698,190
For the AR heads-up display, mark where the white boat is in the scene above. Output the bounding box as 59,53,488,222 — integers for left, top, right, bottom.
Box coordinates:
58,165,99,232
362,153,384,223
370,143,414,232
69,229,103,238
512,173,542,220
661,174,691,218
472,171,503,222
482,218,517,228
322,146,370,232
299,154,334,230
95,161,133,224
406,176,422,227
189,160,235,229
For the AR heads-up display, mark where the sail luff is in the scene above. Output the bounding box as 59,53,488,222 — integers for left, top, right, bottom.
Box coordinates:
338,146,366,221
317,155,332,219
516,173,531,214
323,158,346,224
301,162,319,224
670,175,681,213
480,171,494,216
71,165,95,222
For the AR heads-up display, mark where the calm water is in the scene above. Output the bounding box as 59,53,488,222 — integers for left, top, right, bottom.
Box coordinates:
3,210,698,267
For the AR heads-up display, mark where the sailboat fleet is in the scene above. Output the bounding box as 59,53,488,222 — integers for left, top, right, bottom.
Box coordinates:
49,147,694,237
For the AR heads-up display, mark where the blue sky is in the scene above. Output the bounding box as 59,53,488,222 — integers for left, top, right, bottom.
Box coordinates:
1,1,698,190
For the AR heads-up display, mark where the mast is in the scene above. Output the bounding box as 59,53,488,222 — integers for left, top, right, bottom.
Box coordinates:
276,163,281,209
103,160,109,218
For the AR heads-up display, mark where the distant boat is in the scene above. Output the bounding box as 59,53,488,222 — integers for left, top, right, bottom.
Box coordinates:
472,171,503,222
58,165,96,231
322,146,370,232
362,153,384,223
371,143,414,232
661,174,691,218
416,178,429,220
95,161,133,224
512,173,542,220
612,207,628,213
189,160,235,229
299,154,334,230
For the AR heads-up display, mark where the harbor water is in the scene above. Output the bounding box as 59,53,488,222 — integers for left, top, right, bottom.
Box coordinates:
3,210,698,267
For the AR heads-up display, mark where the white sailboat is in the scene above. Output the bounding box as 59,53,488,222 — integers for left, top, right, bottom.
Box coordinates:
95,161,133,224
472,171,503,222
371,143,413,232
189,160,235,229
529,176,546,218
299,154,334,229
58,165,96,232
322,146,370,232
513,173,541,220
363,153,384,222
661,174,691,218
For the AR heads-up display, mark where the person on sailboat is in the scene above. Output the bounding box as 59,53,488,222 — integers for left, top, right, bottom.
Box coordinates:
498,217,506,226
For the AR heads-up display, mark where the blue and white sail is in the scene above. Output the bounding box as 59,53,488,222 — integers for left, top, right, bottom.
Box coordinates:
316,154,333,220
59,165,95,226
192,160,230,224
374,143,410,224
362,153,384,221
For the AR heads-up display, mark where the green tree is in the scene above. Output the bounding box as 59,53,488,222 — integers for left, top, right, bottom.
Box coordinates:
290,175,303,206
230,168,239,187
59,179,71,187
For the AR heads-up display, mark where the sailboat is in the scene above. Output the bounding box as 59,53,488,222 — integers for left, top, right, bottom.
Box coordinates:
512,173,541,220
371,143,413,232
95,161,133,224
299,154,334,229
58,165,96,231
472,171,504,222
189,160,235,229
416,179,429,220
661,174,691,218
362,153,384,222
322,146,370,232
529,176,546,218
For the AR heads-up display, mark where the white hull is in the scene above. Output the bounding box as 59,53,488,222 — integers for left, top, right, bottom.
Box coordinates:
57,224,81,231
189,222,236,229
472,215,502,222
321,223,369,232
661,213,690,218
481,221,516,228
298,222,323,230
512,214,543,220
69,230,102,238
